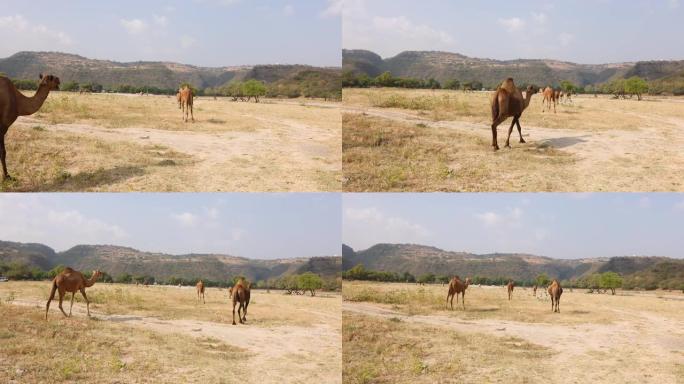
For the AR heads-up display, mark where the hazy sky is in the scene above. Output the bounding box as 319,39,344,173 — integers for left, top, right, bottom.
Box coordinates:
0,0,341,67
343,193,684,259
0,193,341,259
342,0,684,63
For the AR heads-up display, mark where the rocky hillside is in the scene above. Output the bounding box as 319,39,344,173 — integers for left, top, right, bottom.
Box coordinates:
0,240,340,282
343,49,684,88
342,243,680,282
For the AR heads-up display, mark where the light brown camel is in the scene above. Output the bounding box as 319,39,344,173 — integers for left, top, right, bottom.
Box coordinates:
179,86,194,122
490,78,538,150
231,279,251,325
176,90,182,109
542,86,556,113
506,280,515,300
548,279,563,312
446,276,471,310
45,268,101,320
0,74,60,180
196,280,205,304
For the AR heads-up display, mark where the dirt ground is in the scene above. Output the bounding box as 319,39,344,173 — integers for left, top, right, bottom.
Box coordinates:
342,281,684,384
1,92,341,192
343,88,684,192
0,281,341,384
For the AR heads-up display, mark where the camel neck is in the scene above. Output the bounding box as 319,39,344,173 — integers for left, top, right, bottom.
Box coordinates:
85,275,98,288
522,91,533,110
15,85,51,116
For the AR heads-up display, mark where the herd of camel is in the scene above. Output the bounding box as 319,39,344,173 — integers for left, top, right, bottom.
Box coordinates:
446,276,563,313
44,267,253,325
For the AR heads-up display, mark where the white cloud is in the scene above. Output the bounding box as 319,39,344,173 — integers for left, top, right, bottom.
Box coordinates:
498,17,526,32
475,207,524,228
559,32,575,46
0,14,73,49
638,196,652,208
152,15,168,27
120,18,148,35
230,228,246,241
321,0,365,18
675,200,684,210
180,35,196,48
47,210,127,239
171,212,199,227
475,212,502,227
372,16,453,44
345,207,430,244
283,4,295,16
668,0,680,9
531,12,548,24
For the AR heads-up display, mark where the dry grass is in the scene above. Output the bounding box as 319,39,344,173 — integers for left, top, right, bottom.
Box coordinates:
3,92,341,192
343,88,684,192
342,113,573,192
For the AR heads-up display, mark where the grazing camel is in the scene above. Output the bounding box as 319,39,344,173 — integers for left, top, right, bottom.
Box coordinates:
506,280,515,300
548,279,563,312
0,74,60,180
542,86,556,113
179,86,194,122
45,268,101,320
231,279,251,325
533,285,538,296
446,276,471,310
490,78,538,150
196,280,205,304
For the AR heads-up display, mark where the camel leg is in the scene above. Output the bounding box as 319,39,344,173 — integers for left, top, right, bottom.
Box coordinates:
446,293,450,309
69,292,75,316
0,133,11,180
202,292,205,304
80,288,90,317
190,104,194,122
238,303,244,324
243,300,248,322
515,119,526,143
45,283,57,320
450,294,454,310
58,291,68,317
505,117,516,148
461,292,465,310
232,302,237,325
491,117,507,150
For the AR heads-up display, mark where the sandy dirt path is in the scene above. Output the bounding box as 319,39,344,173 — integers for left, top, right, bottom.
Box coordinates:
344,301,684,383
344,105,684,191
15,299,341,384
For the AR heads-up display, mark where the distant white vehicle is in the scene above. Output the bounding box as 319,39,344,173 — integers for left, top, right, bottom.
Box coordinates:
0,276,8,282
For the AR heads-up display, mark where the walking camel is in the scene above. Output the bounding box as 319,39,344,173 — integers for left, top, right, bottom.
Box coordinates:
506,280,515,300
548,279,563,312
542,87,556,113
446,276,471,310
45,268,102,320
490,78,538,150
179,86,194,122
231,279,251,325
0,74,61,181
196,280,205,304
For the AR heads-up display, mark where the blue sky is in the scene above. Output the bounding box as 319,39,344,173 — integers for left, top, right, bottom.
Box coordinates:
342,0,684,63
343,193,684,259
0,193,341,259
0,0,341,67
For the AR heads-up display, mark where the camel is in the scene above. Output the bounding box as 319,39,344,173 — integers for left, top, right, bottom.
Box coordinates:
196,280,205,304
45,268,101,320
231,279,251,325
490,78,538,150
179,86,194,122
542,86,556,113
533,285,538,296
446,276,471,310
506,280,515,300
176,91,182,109
0,74,60,180
548,279,563,312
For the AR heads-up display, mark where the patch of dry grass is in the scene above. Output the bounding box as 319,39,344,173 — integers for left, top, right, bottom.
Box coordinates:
342,113,573,191
0,125,190,192
343,312,550,384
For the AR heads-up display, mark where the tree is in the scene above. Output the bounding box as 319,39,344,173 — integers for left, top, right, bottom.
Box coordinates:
61,81,80,92
375,71,395,87
242,79,267,102
600,272,623,295
47,265,66,279
444,79,460,90
417,273,435,284
535,273,551,287
560,80,577,93
425,78,441,89
298,272,323,296
624,76,648,101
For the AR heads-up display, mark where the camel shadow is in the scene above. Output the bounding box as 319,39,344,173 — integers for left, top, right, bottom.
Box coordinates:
567,310,590,315
469,307,499,313
104,316,144,322
39,165,146,191
537,135,590,149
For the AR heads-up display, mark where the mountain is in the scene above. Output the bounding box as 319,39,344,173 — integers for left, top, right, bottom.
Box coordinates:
343,49,684,88
342,243,682,283
0,51,341,90
0,241,340,282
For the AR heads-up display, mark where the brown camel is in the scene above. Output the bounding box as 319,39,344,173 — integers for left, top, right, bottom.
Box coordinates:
542,86,556,113
533,285,538,296
446,276,471,310
231,279,251,325
506,280,515,300
490,78,538,150
0,74,60,180
548,280,563,312
179,86,194,122
45,268,101,320
176,90,182,109
196,280,205,304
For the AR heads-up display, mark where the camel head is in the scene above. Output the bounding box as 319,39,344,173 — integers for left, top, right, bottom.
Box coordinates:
39,74,60,90
91,270,103,280
464,277,471,287
525,85,538,96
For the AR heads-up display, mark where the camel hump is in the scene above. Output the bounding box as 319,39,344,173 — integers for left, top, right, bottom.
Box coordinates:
500,78,516,93
63,267,74,273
